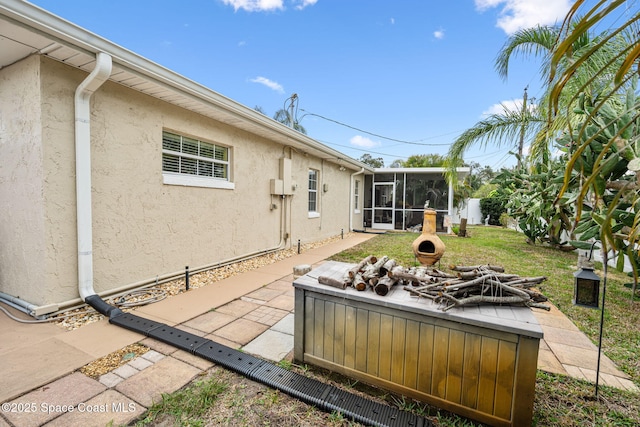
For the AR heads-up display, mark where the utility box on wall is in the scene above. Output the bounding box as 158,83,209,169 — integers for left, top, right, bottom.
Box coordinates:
270,179,284,195
280,158,293,195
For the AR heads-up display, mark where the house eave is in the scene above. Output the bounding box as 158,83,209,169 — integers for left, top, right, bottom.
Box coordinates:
374,167,471,177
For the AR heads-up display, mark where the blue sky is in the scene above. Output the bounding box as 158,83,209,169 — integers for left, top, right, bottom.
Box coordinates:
29,0,584,169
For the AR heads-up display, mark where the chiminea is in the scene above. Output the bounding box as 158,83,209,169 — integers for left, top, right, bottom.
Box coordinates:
412,208,445,266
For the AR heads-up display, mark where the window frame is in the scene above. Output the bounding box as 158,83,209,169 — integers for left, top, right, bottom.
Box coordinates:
308,168,319,218
354,179,361,213
161,130,234,190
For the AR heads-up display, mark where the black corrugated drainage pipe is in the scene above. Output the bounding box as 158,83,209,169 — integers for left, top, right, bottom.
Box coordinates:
353,229,388,235
84,295,430,427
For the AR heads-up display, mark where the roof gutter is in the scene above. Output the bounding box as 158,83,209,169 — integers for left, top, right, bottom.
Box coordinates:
75,52,111,301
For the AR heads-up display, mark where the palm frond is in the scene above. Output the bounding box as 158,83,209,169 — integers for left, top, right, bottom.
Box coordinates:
495,25,560,81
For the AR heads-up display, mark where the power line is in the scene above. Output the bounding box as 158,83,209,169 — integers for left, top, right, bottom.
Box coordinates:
301,109,518,168
317,140,408,160
299,109,454,146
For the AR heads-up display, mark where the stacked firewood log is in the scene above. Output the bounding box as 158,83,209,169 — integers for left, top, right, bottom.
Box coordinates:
318,256,549,311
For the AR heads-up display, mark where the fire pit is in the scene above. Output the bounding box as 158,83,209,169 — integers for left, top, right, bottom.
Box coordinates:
412,208,445,266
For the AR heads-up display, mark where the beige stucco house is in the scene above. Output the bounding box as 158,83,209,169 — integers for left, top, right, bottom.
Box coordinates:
0,0,374,315
0,1,470,318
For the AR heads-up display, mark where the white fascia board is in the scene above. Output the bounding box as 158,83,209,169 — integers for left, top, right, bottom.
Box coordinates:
374,167,471,175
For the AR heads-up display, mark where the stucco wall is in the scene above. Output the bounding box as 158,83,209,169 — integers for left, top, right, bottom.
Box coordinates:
0,55,48,303
289,156,354,245
41,57,82,303
2,56,355,306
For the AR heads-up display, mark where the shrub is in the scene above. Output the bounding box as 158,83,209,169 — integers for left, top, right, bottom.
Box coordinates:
480,197,506,226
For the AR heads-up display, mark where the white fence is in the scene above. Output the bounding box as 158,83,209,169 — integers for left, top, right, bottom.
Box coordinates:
451,198,483,225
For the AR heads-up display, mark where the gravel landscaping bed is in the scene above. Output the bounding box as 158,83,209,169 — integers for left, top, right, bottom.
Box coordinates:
53,233,352,331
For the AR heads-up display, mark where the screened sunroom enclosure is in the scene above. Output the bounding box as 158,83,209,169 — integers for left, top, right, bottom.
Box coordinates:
363,168,464,232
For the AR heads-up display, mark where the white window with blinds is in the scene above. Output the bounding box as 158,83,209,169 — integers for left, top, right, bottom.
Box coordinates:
162,130,234,189
308,169,319,218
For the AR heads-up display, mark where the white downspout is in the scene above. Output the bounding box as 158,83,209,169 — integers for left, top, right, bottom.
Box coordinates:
349,168,365,231
75,52,112,301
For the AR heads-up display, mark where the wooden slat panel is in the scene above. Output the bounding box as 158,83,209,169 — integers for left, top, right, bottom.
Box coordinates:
432,326,450,399
293,289,305,361
378,314,393,381
511,336,539,426
323,301,335,362
304,296,315,357
367,311,381,376
477,336,499,414
333,303,346,366
446,329,465,404
403,319,420,389
493,340,516,420
417,323,435,394
355,308,369,372
313,298,325,357
391,317,406,384
461,333,482,409
344,305,357,369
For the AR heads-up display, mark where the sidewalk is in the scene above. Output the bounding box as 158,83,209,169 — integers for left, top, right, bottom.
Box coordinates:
0,233,637,426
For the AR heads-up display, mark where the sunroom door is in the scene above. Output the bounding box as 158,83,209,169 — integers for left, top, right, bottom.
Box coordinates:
372,182,394,230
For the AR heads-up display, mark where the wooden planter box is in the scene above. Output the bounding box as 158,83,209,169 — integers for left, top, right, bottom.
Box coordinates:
293,261,543,427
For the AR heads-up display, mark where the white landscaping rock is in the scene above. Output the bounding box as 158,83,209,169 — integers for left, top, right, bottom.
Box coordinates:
293,264,312,278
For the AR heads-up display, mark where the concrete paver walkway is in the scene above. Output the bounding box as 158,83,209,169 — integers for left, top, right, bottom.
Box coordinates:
0,233,637,427
533,304,636,391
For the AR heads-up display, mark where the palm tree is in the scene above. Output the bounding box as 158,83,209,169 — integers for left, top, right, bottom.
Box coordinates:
273,108,307,134
254,106,307,134
402,154,448,167
447,20,614,174
446,100,544,173
447,14,638,254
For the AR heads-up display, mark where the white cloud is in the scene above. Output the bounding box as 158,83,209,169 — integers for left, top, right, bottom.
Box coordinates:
433,29,445,39
390,17,395,25
294,0,318,10
250,76,285,93
474,0,572,35
350,135,380,149
482,98,537,116
222,0,284,12
222,0,317,12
